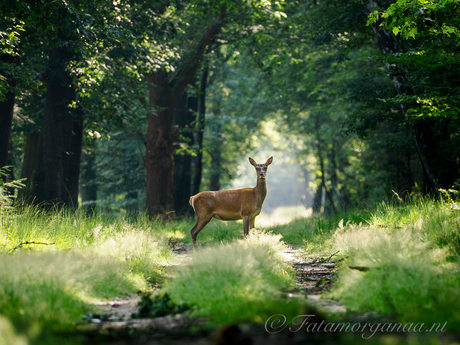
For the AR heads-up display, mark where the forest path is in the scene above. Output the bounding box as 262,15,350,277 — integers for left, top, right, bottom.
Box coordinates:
88,243,345,335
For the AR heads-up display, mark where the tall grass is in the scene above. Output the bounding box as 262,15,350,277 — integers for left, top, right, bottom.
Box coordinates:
164,230,303,324
0,316,27,345
330,198,460,330
0,205,183,343
267,208,372,254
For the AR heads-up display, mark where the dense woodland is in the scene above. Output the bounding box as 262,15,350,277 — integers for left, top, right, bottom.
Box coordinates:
1,0,460,216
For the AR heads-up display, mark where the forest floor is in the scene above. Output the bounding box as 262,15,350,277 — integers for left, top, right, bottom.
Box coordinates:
82,244,344,345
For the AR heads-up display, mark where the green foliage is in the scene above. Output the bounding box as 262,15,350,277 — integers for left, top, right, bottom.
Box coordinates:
0,167,25,247
369,0,460,41
364,1,460,184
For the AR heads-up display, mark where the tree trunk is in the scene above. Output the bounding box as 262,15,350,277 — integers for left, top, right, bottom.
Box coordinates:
328,140,339,200
30,46,76,205
173,91,196,216
62,102,83,208
146,70,176,215
81,146,97,216
18,90,44,201
209,98,222,192
191,62,209,196
399,145,413,198
19,131,40,200
0,54,17,178
314,115,336,214
312,182,323,214
209,135,222,191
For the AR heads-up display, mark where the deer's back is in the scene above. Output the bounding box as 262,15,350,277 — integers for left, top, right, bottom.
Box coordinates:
190,188,257,219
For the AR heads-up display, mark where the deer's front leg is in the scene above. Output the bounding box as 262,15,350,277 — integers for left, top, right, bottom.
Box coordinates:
249,217,255,230
243,216,250,236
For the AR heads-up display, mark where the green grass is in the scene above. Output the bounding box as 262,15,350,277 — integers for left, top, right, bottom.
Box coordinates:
267,208,372,254
164,230,304,325
329,198,460,331
0,205,183,343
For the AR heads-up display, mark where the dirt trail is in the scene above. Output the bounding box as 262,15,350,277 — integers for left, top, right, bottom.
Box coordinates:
283,247,346,313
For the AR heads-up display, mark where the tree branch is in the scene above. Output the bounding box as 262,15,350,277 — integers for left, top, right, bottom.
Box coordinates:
170,5,227,102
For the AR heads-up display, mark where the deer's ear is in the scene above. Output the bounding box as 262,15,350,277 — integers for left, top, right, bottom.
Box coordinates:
249,157,257,166
265,157,273,166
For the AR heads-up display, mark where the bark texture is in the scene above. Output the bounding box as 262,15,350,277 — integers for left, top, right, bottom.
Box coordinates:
30,45,78,205
81,147,97,216
63,103,83,208
191,62,208,196
173,91,196,216
146,71,176,215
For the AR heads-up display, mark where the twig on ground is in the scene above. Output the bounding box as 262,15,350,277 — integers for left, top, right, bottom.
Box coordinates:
333,256,349,263
10,241,56,252
326,250,340,262
348,266,370,272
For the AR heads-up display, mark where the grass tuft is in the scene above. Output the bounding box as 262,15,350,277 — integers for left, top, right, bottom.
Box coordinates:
330,199,460,330
164,229,302,324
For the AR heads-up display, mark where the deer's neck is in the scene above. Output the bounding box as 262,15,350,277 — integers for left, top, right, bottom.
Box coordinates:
255,177,267,203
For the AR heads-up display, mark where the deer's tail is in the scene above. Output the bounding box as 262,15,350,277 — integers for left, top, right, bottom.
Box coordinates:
189,195,196,211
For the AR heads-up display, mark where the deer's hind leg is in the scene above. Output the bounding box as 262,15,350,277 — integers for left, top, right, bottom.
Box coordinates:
243,216,250,236
191,215,212,248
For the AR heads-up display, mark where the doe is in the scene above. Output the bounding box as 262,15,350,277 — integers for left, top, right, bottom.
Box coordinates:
189,156,273,246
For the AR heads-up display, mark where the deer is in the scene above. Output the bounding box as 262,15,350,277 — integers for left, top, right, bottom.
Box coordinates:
189,156,273,247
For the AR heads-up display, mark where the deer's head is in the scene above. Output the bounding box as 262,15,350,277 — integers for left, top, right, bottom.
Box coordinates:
249,156,273,179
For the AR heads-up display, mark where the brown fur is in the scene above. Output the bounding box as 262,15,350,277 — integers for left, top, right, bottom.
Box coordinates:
190,157,273,246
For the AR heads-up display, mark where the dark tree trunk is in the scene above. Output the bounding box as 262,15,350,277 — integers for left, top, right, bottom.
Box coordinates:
328,140,339,200
145,7,225,216
365,0,456,190
398,146,413,198
81,146,97,216
30,46,76,205
209,135,222,191
209,98,222,192
0,54,17,178
146,70,176,215
18,90,44,201
314,115,336,215
62,102,83,208
19,131,40,200
173,91,196,216
191,62,208,196
312,182,323,214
